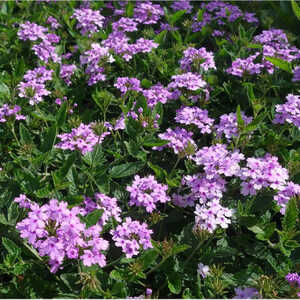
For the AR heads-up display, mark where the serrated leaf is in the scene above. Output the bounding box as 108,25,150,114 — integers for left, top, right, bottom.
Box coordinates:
242,112,266,133
109,161,145,178
167,272,182,294
172,244,190,256
154,30,167,44
291,0,300,21
80,209,104,228
265,56,292,73
143,136,170,147
2,237,20,255
170,10,186,24
236,105,245,130
31,111,56,122
282,198,298,231
19,123,33,145
41,124,57,152
56,101,68,128
138,249,158,270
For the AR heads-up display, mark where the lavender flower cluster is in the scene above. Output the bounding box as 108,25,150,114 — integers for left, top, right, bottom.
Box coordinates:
18,66,53,105
14,196,109,273
0,104,25,123
273,94,300,129
286,273,300,297
127,175,170,213
110,217,153,258
55,123,110,155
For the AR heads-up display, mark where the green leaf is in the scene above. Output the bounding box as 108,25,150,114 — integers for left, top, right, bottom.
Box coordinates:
154,30,167,44
41,124,57,152
19,123,33,145
172,244,190,256
80,209,104,228
2,237,20,255
82,144,106,167
247,43,263,49
291,0,300,21
242,112,266,133
109,161,145,178
236,105,245,130
0,82,10,99
56,101,68,128
125,1,134,17
167,272,182,294
58,152,76,178
31,111,56,122
138,249,158,270
147,162,167,180
265,56,292,73
282,198,298,231
170,10,186,25
197,9,204,22
143,136,170,147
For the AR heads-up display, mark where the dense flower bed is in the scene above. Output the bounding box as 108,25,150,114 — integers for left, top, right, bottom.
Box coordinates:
0,1,299,298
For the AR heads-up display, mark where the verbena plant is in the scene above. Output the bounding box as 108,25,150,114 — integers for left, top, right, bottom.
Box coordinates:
0,1,299,298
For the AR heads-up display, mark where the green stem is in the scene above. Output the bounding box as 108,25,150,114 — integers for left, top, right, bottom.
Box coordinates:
10,123,20,146
146,255,170,276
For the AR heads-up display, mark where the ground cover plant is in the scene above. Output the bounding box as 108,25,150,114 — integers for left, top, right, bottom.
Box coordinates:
0,0,300,298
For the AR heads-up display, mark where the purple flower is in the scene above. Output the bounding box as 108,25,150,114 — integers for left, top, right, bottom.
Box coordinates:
227,52,264,77
171,1,192,13
194,199,234,233
238,154,289,196
80,43,114,86
127,175,170,213
143,84,172,107
72,8,105,36
18,21,48,41
180,47,216,72
197,263,210,278
0,104,25,123
153,127,197,156
175,106,214,134
134,2,164,25
46,16,60,29
110,217,153,258
114,77,142,94
192,144,244,179
293,66,300,82
273,94,300,129
168,72,207,91
55,123,110,155
112,17,138,32
60,64,76,86
233,287,259,299
215,112,253,140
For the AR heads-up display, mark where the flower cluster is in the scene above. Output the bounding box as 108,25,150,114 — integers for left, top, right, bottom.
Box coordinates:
153,127,196,156
293,66,300,82
181,173,227,204
15,197,109,273
215,111,253,140
168,72,207,91
273,94,300,129
114,77,142,94
171,1,192,13
112,17,138,32
46,16,60,30
192,1,258,33
110,217,153,258
17,66,53,105
180,47,216,72
60,64,76,86
83,193,122,226
227,53,263,77
175,106,214,134
253,29,300,74
194,199,234,233
80,43,115,85
286,273,300,297
192,144,244,178
233,287,259,299
126,175,170,213
55,123,110,155
71,8,105,36
274,182,300,214
18,21,61,63
0,104,25,123
134,2,164,25
143,84,172,108
238,154,289,196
